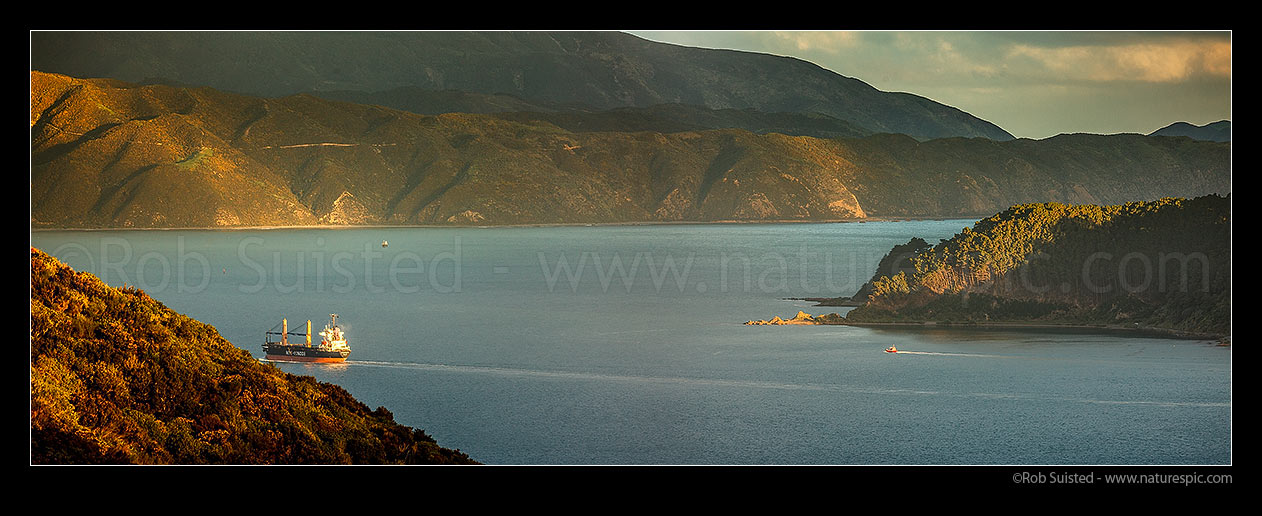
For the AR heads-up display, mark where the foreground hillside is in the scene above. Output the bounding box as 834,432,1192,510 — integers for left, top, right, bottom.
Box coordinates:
31,71,1230,228
30,248,476,464
843,195,1231,337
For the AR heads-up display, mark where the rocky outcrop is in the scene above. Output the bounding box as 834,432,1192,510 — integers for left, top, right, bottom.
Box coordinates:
745,311,843,326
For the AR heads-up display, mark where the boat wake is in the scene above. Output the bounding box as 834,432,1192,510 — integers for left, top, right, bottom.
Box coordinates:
333,359,1227,408
345,359,829,392
889,350,1011,358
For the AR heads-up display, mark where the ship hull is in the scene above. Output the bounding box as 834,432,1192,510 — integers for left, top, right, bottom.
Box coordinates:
263,344,350,363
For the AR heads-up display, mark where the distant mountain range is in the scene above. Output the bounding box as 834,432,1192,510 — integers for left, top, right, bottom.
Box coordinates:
30,72,1231,228
1150,121,1231,142
30,31,1013,142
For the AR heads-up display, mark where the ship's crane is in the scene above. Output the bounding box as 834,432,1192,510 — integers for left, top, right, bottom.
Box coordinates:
265,318,313,346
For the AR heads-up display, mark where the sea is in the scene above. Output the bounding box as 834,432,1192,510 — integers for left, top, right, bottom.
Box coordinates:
31,220,1232,465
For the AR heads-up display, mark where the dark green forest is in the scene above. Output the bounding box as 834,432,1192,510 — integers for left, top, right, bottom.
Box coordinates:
845,195,1231,336
30,248,476,464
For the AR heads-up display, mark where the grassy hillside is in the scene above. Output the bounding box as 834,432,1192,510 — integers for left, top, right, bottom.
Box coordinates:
30,247,477,464
844,195,1231,336
31,71,1231,229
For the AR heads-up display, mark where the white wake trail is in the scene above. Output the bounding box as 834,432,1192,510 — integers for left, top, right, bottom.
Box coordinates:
297,359,1228,409
890,350,1011,358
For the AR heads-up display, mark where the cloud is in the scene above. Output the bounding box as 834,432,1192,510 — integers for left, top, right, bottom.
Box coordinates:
627,30,1231,138
769,31,860,54
1007,38,1231,83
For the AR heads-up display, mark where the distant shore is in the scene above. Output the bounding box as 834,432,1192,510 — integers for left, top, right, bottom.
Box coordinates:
30,215,982,232
831,319,1228,341
783,297,865,307
748,306,1229,341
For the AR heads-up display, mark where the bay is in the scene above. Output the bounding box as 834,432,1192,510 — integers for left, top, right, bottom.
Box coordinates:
31,220,1232,465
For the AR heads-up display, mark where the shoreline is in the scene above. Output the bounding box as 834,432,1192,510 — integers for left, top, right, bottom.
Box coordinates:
30,215,983,232
783,296,864,307
748,308,1229,341
829,320,1229,341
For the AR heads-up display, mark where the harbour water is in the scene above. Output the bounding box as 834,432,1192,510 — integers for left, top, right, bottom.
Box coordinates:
32,220,1232,465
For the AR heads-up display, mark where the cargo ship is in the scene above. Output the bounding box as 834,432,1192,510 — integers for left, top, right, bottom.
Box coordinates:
263,314,351,363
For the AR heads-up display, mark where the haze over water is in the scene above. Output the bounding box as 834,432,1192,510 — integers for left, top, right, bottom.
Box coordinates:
32,221,1231,465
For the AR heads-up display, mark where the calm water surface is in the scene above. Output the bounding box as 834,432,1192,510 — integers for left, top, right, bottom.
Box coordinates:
32,221,1232,464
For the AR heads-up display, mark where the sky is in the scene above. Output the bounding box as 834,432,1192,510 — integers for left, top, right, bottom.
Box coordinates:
629,31,1231,140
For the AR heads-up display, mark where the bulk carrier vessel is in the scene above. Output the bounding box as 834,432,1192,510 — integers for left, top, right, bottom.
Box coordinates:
263,314,351,363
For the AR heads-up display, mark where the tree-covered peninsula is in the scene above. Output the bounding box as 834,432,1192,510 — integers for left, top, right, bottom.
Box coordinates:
841,195,1231,337
30,248,477,464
